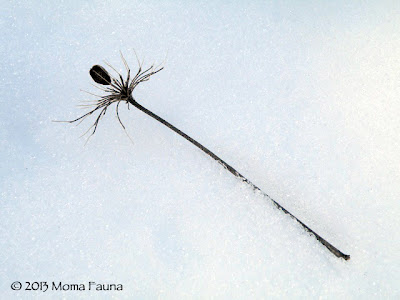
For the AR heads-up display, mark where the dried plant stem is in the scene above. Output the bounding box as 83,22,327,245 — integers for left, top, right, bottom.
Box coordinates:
129,96,350,261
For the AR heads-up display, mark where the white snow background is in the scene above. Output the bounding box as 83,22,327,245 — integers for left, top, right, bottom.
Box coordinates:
1,1,399,299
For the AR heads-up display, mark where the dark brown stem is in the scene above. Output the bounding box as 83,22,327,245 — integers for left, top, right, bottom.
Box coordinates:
129,97,350,260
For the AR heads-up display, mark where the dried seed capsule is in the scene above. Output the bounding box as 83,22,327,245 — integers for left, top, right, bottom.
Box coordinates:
90,65,111,85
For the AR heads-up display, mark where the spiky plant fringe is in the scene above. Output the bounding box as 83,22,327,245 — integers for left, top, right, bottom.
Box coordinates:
55,52,163,143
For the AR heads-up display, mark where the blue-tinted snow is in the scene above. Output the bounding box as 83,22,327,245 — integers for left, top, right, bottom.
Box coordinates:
1,1,399,298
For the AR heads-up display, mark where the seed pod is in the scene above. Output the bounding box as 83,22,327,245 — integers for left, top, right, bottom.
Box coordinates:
90,65,111,85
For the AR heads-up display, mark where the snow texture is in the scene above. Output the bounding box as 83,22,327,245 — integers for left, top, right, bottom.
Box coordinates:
1,1,399,299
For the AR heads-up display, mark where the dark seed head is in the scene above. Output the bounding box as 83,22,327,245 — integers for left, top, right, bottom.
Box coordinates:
90,65,111,85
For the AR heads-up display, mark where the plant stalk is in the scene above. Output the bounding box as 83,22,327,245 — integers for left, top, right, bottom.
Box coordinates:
129,96,350,260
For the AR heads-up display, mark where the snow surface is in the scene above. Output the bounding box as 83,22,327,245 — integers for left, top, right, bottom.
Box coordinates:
1,1,400,299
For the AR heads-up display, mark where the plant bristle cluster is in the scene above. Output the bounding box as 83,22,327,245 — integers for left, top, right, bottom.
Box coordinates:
62,54,163,141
